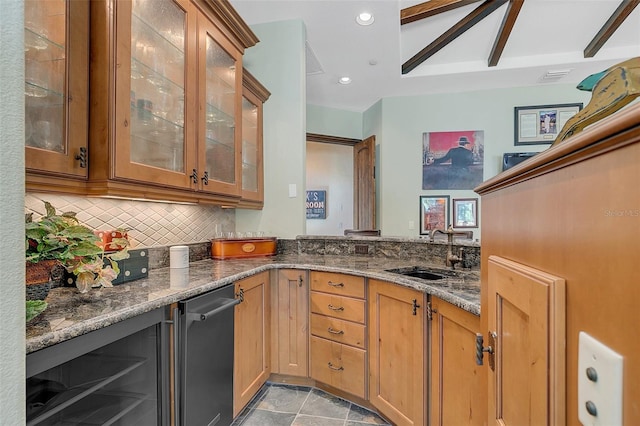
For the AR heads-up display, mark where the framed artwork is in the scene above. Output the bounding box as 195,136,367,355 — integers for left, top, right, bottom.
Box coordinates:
306,190,327,219
514,103,582,145
419,195,450,235
422,130,484,190
453,198,478,228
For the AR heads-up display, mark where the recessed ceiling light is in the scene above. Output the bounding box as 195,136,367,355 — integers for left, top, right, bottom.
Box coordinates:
339,76,352,85
356,12,374,26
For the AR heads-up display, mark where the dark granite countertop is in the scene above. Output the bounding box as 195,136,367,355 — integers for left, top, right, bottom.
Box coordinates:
26,254,480,354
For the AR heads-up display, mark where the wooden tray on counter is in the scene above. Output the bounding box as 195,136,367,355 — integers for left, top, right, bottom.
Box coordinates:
211,237,277,259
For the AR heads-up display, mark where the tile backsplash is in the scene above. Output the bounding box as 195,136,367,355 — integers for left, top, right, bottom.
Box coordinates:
25,193,235,248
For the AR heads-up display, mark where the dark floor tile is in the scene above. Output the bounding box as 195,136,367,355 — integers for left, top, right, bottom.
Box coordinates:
253,383,311,413
347,404,390,425
299,388,350,420
235,408,296,426
292,414,346,426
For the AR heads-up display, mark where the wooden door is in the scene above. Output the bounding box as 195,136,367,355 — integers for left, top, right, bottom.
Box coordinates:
486,256,565,425
233,272,270,416
271,269,309,377
430,297,484,426
368,279,425,426
354,135,376,230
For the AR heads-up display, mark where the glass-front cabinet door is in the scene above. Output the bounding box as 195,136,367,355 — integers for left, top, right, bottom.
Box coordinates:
113,0,197,189
24,0,89,179
197,16,242,196
239,69,269,207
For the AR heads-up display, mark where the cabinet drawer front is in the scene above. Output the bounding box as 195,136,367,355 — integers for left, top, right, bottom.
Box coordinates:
310,336,366,399
310,272,365,299
311,291,366,324
310,313,366,349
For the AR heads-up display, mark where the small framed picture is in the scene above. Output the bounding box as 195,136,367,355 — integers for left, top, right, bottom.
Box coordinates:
419,195,450,235
514,103,582,145
453,198,478,228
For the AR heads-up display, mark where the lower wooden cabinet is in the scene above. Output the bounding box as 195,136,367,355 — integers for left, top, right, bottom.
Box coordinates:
368,279,426,426
310,335,366,399
430,296,484,426
485,256,565,426
309,271,368,399
233,272,270,417
271,269,309,377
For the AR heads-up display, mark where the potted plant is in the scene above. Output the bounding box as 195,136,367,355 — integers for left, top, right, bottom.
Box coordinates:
25,201,130,297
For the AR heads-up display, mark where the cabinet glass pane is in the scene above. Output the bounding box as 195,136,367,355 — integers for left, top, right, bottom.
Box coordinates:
205,35,236,184
26,325,161,425
130,0,186,172
242,96,258,192
24,0,66,154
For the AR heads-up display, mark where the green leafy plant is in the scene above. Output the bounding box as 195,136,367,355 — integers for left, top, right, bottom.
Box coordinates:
26,300,48,322
25,201,129,293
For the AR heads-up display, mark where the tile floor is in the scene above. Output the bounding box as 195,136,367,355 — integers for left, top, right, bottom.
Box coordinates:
231,382,391,426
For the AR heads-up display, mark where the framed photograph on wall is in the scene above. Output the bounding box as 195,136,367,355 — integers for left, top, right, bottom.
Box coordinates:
453,198,478,228
514,103,582,145
419,195,450,235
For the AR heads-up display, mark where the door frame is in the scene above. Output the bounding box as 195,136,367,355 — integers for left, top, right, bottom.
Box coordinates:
306,133,376,230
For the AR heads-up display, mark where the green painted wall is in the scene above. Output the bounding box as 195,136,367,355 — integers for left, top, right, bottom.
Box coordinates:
1,0,26,423
307,104,362,140
371,85,590,237
236,20,307,238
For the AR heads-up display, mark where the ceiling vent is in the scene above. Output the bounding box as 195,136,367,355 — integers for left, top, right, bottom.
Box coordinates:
306,41,324,75
539,69,572,83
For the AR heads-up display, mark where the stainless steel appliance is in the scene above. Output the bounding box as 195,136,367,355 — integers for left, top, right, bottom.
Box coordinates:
177,285,240,426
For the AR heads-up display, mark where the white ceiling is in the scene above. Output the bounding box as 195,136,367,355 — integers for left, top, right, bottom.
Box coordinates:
229,0,640,112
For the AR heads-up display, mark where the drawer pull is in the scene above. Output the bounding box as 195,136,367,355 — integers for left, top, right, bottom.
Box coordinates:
328,304,344,311
328,362,344,371
328,327,344,335
328,281,344,288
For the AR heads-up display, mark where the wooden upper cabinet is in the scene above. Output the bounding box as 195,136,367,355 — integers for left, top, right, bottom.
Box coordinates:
239,69,270,208
25,0,90,185
26,0,259,204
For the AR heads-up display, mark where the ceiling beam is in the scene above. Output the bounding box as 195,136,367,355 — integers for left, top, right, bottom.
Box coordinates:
584,0,640,58
402,0,509,75
401,0,482,25
488,0,524,67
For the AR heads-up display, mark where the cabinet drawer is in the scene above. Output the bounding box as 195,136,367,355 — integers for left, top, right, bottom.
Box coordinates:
310,336,366,399
310,291,366,324
310,313,366,349
310,272,365,299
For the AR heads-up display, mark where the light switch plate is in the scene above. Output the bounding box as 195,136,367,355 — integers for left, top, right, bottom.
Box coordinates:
578,331,623,426
288,184,297,198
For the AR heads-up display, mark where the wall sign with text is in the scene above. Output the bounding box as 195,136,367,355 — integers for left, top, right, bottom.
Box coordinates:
306,190,327,219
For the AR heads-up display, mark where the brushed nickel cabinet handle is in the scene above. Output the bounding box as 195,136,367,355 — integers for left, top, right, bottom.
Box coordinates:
328,304,344,311
328,281,344,288
328,327,344,335
327,362,344,371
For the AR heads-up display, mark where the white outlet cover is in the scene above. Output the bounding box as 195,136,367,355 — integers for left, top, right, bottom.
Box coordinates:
578,331,623,426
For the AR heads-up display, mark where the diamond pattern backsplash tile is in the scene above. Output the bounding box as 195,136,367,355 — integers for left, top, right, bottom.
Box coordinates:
26,193,235,248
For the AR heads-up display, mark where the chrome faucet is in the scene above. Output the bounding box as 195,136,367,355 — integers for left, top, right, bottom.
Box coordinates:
430,225,467,269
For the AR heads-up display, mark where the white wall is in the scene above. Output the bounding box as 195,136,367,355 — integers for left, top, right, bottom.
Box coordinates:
0,0,26,423
306,142,353,235
236,20,307,238
372,85,591,238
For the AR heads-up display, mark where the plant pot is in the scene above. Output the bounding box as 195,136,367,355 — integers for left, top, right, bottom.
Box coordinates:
26,259,58,300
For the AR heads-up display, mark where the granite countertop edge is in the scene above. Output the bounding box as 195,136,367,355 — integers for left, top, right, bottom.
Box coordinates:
26,255,480,353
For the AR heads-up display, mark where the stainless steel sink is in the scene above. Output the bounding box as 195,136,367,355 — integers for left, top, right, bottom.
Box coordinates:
385,267,450,280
